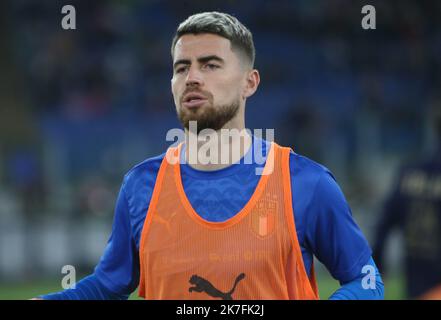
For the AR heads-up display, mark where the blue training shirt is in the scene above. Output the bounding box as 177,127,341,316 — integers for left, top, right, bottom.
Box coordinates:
92,136,373,295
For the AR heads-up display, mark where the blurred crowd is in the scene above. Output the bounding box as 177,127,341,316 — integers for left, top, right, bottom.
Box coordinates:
0,0,440,287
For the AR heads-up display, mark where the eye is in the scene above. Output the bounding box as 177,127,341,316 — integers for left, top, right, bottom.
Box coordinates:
175,66,188,74
204,63,220,70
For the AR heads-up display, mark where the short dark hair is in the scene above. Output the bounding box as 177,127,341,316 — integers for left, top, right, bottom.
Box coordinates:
171,12,255,67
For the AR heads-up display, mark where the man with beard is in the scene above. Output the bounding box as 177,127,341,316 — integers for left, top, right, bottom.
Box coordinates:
38,12,383,300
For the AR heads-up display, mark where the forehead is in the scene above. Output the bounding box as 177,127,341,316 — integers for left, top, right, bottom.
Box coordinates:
173,33,234,61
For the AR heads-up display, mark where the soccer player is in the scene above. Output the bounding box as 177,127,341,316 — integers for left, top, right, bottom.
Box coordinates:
373,109,441,300
38,12,383,300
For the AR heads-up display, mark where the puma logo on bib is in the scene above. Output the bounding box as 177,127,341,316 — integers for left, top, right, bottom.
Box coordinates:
188,273,245,300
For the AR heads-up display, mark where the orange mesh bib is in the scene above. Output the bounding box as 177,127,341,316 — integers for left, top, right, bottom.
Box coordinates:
138,142,319,300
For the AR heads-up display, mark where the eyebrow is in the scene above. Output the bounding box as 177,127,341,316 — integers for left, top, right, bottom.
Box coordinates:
173,55,225,70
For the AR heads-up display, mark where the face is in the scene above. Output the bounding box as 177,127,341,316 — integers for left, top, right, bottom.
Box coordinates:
171,33,253,132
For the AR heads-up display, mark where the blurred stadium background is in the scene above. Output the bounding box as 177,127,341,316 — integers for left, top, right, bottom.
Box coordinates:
0,0,440,299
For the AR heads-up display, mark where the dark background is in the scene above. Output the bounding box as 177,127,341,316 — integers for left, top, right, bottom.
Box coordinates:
0,0,440,299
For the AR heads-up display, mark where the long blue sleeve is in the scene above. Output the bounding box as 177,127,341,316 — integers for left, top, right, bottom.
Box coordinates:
329,257,384,300
39,274,129,300
37,155,163,300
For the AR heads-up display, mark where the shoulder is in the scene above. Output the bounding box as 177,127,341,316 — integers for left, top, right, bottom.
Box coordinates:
287,150,349,229
289,151,329,175
121,152,167,197
288,150,337,196
118,152,167,241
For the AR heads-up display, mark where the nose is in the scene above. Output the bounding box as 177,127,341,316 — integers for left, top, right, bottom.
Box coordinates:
185,65,203,87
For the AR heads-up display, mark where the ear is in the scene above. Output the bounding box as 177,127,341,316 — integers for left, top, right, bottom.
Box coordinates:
242,69,260,99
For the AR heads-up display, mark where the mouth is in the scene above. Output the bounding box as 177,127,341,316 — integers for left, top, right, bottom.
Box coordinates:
182,92,208,109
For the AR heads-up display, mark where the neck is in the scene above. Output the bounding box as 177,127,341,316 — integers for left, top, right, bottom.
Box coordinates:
184,117,252,171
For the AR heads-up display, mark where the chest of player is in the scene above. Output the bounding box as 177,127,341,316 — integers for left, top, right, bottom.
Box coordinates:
137,143,317,299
